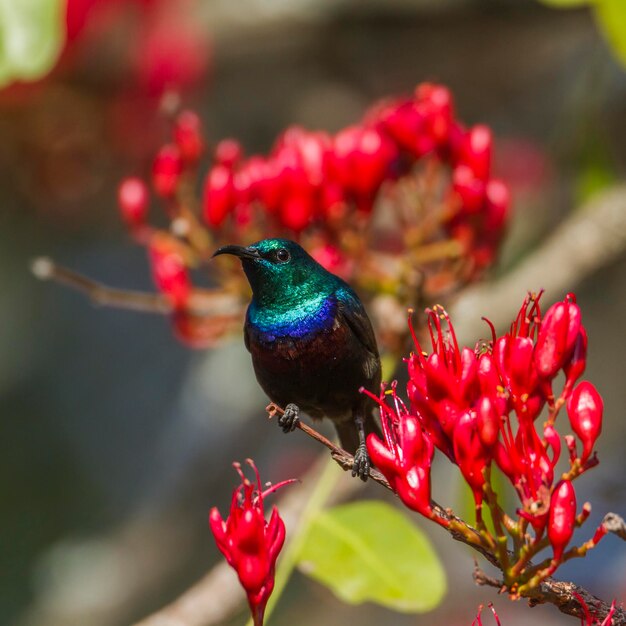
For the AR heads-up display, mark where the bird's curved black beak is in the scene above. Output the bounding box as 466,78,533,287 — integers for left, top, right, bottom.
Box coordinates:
212,244,261,261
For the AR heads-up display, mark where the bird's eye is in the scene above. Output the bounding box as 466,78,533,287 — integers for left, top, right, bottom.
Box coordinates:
275,248,291,263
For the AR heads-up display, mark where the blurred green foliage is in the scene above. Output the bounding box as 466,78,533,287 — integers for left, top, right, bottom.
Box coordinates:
538,0,626,67
0,0,65,87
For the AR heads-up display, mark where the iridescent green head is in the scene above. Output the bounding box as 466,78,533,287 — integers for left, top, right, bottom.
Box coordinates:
213,238,339,307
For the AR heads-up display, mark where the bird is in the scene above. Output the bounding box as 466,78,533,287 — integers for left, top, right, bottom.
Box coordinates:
213,238,381,481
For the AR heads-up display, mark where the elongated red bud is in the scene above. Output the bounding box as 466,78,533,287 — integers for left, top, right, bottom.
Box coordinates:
484,179,510,231
118,177,149,227
535,300,581,379
477,395,500,449
506,336,535,391
149,240,190,309
215,138,243,168
280,193,314,232
563,327,587,397
458,347,479,405
477,353,500,395
203,164,235,228
462,125,492,181
152,143,183,198
452,164,485,214
567,381,603,463
548,479,576,562
453,412,487,499
173,110,204,165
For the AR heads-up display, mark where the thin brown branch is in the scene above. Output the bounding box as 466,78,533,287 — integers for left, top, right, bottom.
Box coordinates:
602,513,626,541
265,402,390,490
31,257,244,318
472,561,506,592
265,404,490,557
31,257,172,314
473,563,625,625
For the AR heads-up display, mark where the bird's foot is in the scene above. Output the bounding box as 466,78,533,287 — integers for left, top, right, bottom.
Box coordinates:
352,443,371,482
278,403,300,433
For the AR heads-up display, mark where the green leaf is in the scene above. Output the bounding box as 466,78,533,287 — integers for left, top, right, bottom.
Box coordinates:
0,0,66,88
297,500,446,613
594,0,626,68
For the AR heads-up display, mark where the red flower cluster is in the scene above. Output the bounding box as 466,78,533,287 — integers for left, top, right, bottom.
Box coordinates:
66,0,211,96
115,84,511,348
362,383,441,525
201,83,508,271
365,292,606,581
209,460,293,626
119,107,204,225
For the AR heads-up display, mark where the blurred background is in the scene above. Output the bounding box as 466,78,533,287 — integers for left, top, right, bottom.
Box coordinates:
1,0,625,625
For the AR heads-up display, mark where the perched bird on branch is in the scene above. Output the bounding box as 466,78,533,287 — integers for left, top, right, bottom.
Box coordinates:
213,238,381,480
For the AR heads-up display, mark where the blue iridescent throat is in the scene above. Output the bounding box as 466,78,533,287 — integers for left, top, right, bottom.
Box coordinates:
247,293,336,340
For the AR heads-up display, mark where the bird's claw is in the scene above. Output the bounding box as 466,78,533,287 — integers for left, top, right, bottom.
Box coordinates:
278,403,300,433
352,443,370,482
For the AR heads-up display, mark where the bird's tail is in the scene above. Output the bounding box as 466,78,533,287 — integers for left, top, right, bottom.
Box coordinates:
334,412,382,456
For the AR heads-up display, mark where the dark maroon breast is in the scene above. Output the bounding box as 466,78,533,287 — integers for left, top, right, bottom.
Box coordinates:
248,317,375,420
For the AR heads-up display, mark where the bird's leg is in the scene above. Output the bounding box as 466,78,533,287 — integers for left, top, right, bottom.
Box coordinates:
351,413,371,482
278,403,300,433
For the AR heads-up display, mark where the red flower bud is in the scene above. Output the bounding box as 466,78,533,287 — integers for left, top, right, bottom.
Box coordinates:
567,381,603,463
484,179,509,232
415,83,453,146
548,479,576,562
461,125,492,181
563,327,588,397
452,164,485,214
173,110,204,164
148,239,190,309
453,411,490,505
477,353,501,396
495,335,536,398
477,395,500,449
215,138,243,168
203,164,235,228
375,99,436,157
330,125,395,197
280,193,314,232
152,143,183,198
534,300,581,379
117,177,149,227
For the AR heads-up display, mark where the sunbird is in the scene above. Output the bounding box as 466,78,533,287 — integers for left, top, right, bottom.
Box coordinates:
213,238,381,480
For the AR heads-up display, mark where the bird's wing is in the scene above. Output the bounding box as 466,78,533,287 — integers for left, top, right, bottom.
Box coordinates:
336,288,381,384
336,288,379,359
243,320,251,353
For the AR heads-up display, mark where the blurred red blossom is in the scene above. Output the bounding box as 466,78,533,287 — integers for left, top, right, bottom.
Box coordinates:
115,82,511,350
